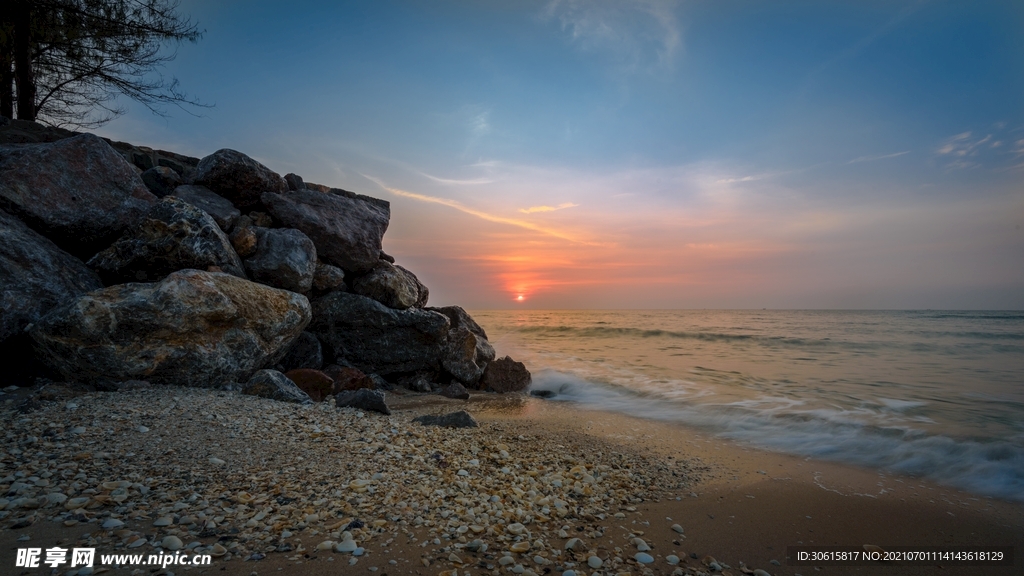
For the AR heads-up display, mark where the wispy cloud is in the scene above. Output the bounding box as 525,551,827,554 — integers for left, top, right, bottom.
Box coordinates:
419,172,494,186
848,150,910,164
519,202,579,214
542,0,682,72
362,175,600,245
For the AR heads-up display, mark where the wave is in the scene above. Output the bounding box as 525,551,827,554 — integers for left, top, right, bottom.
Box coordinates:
529,370,1024,502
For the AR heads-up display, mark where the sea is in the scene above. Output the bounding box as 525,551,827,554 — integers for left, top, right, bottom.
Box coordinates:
470,310,1024,502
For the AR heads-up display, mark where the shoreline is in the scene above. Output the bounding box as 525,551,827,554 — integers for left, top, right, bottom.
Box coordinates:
1,388,1021,575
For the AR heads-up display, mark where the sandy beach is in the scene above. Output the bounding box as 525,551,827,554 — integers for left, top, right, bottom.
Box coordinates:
1,387,1021,576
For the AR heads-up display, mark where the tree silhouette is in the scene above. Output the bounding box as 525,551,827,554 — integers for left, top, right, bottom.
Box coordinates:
1,0,208,128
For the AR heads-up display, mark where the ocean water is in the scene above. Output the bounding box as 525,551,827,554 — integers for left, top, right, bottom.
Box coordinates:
470,310,1024,501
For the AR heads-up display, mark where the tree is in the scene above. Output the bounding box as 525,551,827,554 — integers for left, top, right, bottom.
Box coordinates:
0,0,208,128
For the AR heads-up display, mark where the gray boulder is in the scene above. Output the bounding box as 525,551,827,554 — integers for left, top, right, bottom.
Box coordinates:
168,185,240,232
29,269,311,387
87,197,246,284
351,261,428,309
243,227,317,293
193,148,287,208
141,166,182,196
413,410,478,428
312,262,345,293
242,369,312,404
277,331,323,372
431,306,496,386
479,356,532,393
310,291,449,377
438,382,470,400
261,189,389,274
0,133,156,257
0,209,102,343
284,173,304,191
335,388,390,415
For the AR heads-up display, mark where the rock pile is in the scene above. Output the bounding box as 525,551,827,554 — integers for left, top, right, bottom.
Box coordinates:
0,120,531,404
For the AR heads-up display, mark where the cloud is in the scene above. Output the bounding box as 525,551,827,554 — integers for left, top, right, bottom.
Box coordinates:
361,175,600,245
419,172,494,185
847,150,910,164
542,0,682,72
519,202,579,214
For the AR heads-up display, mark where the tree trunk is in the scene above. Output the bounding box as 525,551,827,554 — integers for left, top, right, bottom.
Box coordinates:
12,0,35,122
0,52,13,119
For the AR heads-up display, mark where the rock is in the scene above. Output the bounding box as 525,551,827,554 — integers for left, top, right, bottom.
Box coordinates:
161,535,183,551
242,369,313,404
29,270,311,387
248,211,273,227
261,189,389,274
312,261,345,293
397,372,436,392
243,227,317,293
323,365,375,391
168,185,240,231
437,382,470,400
530,389,555,399
278,331,323,371
431,306,495,386
141,166,182,196
350,261,428,309
635,553,654,564
671,523,684,534
192,149,287,208
666,555,680,565
412,410,478,428
87,197,246,284
229,225,258,258
480,356,532,393
335,388,390,415
0,209,102,343
284,173,304,191
379,250,395,263
283,369,334,401
588,556,603,569
310,291,449,377
0,133,156,257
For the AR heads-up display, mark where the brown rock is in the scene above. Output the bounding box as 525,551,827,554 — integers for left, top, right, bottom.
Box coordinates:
230,225,257,258
283,368,335,402
438,382,470,400
192,148,287,208
479,356,532,393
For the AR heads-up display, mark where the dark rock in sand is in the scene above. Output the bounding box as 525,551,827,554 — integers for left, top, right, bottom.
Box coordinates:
193,149,287,208
29,270,311,387
530,389,556,399
243,369,312,404
480,356,532,393
283,368,334,401
0,133,156,257
335,388,390,415
351,260,428,310
312,262,345,293
0,209,102,343
438,382,470,400
141,166,182,196
310,291,449,377
278,331,323,372
243,227,317,293
168,185,240,232
87,197,245,284
261,189,389,274
324,365,375,391
432,306,495,386
413,410,478,428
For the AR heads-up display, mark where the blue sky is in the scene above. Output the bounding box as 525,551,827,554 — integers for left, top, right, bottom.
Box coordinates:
97,0,1024,309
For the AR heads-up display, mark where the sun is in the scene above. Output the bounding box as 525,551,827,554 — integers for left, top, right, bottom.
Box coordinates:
516,294,524,302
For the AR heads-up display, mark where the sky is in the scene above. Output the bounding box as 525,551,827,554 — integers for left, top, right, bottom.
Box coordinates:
95,0,1024,309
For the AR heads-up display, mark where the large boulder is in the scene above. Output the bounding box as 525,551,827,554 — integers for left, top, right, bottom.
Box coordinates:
310,291,449,377
87,197,246,284
167,185,240,232
141,166,182,196
193,149,287,208
479,356,532,393
243,227,317,293
261,189,389,274
283,368,334,401
0,209,103,344
413,410,478,428
312,261,345,293
28,270,311,387
242,369,312,404
277,331,323,372
351,261,428,309
431,306,496,386
0,133,156,257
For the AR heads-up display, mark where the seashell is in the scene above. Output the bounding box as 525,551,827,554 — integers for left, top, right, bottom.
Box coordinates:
667,555,680,565
101,481,131,490
510,541,530,553
210,544,227,557
101,518,124,529
565,538,586,552
153,516,173,527
128,539,147,549
162,536,183,551
506,522,526,535
335,539,357,553
316,540,335,551
65,497,90,510
448,553,463,563
671,523,684,534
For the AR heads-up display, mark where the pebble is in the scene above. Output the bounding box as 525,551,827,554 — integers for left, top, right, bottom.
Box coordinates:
316,540,335,551
335,540,358,553
161,536,183,551
588,556,603,569
671,523,684,534
510,541,531,553
507,522,526,535
666,555,680,565
752,570,771,576
101,519,124,529
208,456,226,465
635,552,654,564
153,516,173,527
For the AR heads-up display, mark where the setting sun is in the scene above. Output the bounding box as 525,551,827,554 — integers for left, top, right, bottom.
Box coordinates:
516,295,524,302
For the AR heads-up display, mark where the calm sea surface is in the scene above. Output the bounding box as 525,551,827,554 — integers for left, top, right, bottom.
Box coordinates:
470,310,1024,501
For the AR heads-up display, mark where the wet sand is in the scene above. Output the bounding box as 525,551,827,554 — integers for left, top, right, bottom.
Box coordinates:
1,390,1021,576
